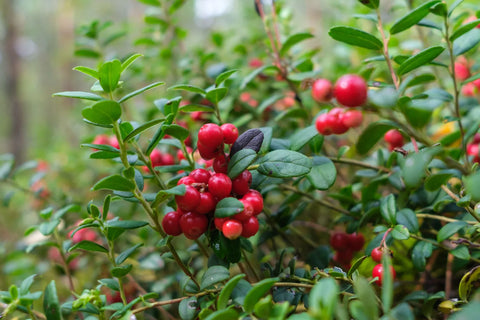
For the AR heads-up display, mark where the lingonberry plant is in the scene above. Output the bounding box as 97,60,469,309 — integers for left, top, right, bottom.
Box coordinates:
3,0,480,319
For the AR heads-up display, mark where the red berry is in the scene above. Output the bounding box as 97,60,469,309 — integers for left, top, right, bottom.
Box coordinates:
179,212,208,240
189,168,211,184
191,111,206,122
196,192,216,214
175,185,201,211
213,154,229,174
109,136,120,149
150,149,163,167
208,173,232,199
467,143,479,156
70,227,98,244
161,153,175,166
341,110,363,128
462,82,476,96
197,141,221,160
333,74,368,107
234,198,254,222
177,176,196,186
241,216,259,238
455,62,471,81
333,249,354,264
315,113,335,136
348,233,365,251
371,247,383,263
162,211,183,236
243,190,263,215
232,170,252,196
222,219,243,240
220,123,239,145
384,129,404,150
214,217,228,230
330,111,349,135
330,232,349,250
92,134,111,146
372,264,396,286
473,133,480,144
249,58,263,68
311,78,333,102
198,123,224,149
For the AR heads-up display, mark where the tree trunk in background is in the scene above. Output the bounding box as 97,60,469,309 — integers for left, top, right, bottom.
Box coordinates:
2,0,25,162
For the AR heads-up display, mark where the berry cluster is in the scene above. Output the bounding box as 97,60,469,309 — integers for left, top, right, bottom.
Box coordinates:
467,133,480,163
143,148,175,173
92,134,119,149
315,107,363,136
383,129,404,151
162,123,263,241
311,74,368,107
455,57,480,97
371,246,396,286
330,232,365,269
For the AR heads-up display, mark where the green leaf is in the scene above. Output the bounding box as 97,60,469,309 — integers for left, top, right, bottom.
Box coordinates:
308,278,339,318
99,59,122,93
437,221,468,242
279,32,314,56
69,240,108,253
464,171,480,201
215,69,239,87
121,53,143,72
39,220,61,236
258,150,312,178
179,104,215,112
241,65,279,89
307,156,337,190
396,208,419,233
75,48,101,58
123,118,165,142
179,297,198,320
453,29,480,56
81,143,120,153
425,173,453,191
73,66,99,79
20,274,37,295
289,126,318,151
200,266,230,290
357,0,379,9
152,184,186,208
82,100,122,125
53,91,103,101
412,241,433,270
328,26,382,50
92,174,135,192
98,278,120,291
118,81,165,103
380,194,396,225
451,245,470,260
351,277,379,320
44,281,61,320
448,0,464,17
163,124,190,141
397,46,445,76
115,244,143,265
381,254,394,313
348,256,368,279
450,19,480,41
206,87,228,104
204,309,239,320
111,264,133,277
214,197,244,218
228,149,257,179
401,146,441,188
106,220,149,229
391,224,410,240
243,277,279,314
459,266,480,301
217,274,246,310
390,1,441,35
357,120,399,155
168,84,206,95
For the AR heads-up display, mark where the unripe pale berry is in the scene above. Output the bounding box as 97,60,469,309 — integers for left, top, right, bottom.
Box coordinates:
311,78,333,102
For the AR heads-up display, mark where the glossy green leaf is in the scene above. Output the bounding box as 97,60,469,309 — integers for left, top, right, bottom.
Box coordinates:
123,118,165,142
98,278,120,291
121,53,143,72
396,208,419,233
99,59,122,93
92,174,135,192
348,256,368,279
357,0,379,9
401,147,441,188
307,156,337,190
106,220,149,229
380,194,396,225
44,281,61,320
214,197,244,218
258,150,312,178
179,297,198,320
217,274,246,310
215,69,238,87
451,245,470,260
204,309,238,320
163,124,190,141
200,266,230,290
397,46,445,76
391,224,410,240
179,103,215,112
243,277,279,313
116,244,143,265
357,120,399,155
425,173,453,191
118,81,164,103
82,100,122,125
111,264,133,277
73,65,99,79
241,65,279,89
279,32,314,56
464,171,480,201
20,274,37,295
453,29,480,56
289,125,318,151
459,266,480,301
450,19,480,41
206,87,228,104
328,26,382,50
69,240,108,253
168,84,206,95
412,241,433,270
39,220,61,236
390,1,441,35
437,221,468,242
152,184,186,208
53,91,103,101
228,149,257,179
351,277,379,320
381,254,394,313
308,278,339,318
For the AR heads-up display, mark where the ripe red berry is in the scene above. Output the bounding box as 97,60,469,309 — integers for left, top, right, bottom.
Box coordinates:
150,149,163,167
241,216,259,238
232,170,252,196
213,154,229,174
311,78,333,102
189,168,211,184
179,212,208,240
455,62,471,81
162,211,183,236
222,219,243,240
333,249,354,264
198,123,224,149
372,264,396,286
315,113,335,136
234,198,255,222
92,134,111,146
197,141,221,160
348,232,365,251
175,185,201,211
243,190,263,215
109,136,120,149
161,153,175,166
330,232,349,250
220,123,239,145
177,176,195,186
196,192,216,214
333,74,368,107
214,217,227,230
371,247,383,263
341,110,363,128
70,227,98,244
384,129,404,150
208,173,232,199
462,82,476,96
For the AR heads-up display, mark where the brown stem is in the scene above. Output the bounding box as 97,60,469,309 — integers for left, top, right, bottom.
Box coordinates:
376,9,400,89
